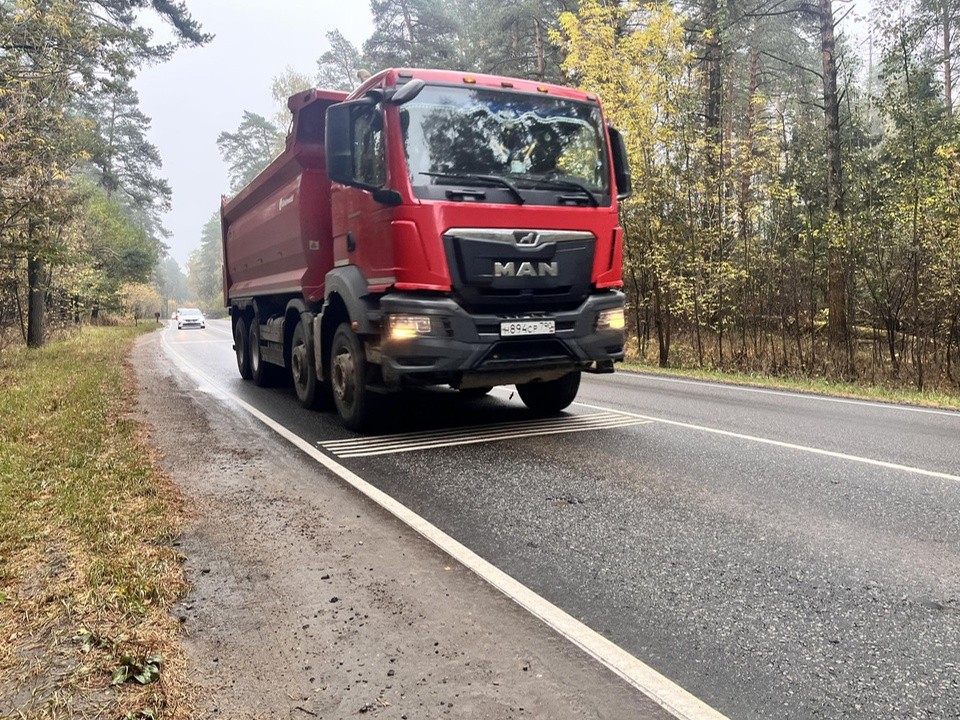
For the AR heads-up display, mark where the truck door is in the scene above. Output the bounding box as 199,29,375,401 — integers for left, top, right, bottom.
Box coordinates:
331,104,395,290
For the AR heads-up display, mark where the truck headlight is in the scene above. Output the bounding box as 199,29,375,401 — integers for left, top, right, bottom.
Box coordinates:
596,307,625,331
386,314,433,340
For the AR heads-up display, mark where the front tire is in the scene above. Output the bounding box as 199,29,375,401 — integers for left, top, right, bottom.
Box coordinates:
517,371,581,415
330,323,374,431
234,317,252,380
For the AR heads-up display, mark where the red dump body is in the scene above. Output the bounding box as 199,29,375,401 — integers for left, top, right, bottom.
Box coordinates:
221,88,347,305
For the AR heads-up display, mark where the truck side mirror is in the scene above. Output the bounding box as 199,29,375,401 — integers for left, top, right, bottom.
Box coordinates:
326,100,396,205
388,79,425,105
608,126,632,201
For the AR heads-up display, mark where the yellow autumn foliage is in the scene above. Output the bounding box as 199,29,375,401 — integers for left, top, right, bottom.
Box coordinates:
552,1,690,179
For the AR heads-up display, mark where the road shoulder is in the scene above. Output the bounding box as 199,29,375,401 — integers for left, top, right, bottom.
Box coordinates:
134,331,667,718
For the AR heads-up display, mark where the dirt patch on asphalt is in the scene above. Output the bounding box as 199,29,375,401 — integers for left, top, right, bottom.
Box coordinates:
133,331,665,719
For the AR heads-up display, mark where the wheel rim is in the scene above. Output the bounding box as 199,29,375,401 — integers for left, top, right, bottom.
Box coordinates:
235,325,244,367
250,328,260,373
291,341,307,390
332,343,356,409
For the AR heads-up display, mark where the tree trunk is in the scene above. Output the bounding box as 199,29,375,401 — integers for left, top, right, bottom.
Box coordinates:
401,0,415,46
534,19,546,81
630,266,643,357
793,246,804,370
654,282,670,367
911,196,923,391
948,312,958,382
739,49,760,359
885,317,899,372
705,1,724,366
27,253,45,348
14,272,27,343
806,204,817,370
693,285,704,367
945,1,953,115
819,0,850,368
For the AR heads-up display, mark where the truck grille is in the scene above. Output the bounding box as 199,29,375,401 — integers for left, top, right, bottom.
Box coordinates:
443,228,595,313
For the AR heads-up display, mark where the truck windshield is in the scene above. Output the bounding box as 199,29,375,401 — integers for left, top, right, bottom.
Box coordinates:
400,85,610,201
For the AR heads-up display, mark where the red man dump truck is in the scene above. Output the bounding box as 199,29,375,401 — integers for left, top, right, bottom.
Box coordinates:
221,68,631,430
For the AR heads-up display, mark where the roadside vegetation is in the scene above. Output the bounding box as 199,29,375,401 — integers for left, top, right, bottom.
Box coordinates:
0,326,193,719
0,1,209,351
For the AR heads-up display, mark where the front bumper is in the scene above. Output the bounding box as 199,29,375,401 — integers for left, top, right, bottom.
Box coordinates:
376,291,625,389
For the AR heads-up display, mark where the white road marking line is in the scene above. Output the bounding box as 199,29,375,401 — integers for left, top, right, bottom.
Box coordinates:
204,321,234,338
322,412,644,449
569,398,960,484
328,417,652,458
159,329,728,720
165,337,230,344
326,418,642,454
612,371,960,418
321,413,611,448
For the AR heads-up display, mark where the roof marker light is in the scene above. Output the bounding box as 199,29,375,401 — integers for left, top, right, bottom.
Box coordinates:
537,86,549,93
463,76,476,84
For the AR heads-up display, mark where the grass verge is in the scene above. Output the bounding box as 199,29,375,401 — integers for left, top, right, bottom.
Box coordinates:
619,361,960,411
0,326,193,720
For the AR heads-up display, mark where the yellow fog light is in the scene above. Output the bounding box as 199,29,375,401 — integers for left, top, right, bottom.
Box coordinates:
596,307,625,331
386,314,433,340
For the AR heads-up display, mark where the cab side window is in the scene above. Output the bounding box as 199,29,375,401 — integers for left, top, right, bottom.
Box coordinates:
352,108,385,187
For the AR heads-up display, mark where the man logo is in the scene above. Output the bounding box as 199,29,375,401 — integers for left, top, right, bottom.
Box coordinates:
514,231,539,246
494,261,559,278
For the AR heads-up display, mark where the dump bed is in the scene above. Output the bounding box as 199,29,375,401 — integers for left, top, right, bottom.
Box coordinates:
221,89,348,305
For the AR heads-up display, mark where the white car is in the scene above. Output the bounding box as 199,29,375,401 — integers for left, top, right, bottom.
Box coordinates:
177,308,205,330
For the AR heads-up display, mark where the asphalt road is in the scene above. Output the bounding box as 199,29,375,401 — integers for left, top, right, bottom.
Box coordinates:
164,319,960,720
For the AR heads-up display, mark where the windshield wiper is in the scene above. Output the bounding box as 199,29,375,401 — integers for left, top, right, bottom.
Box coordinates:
513,175,601,207
420,171,526,205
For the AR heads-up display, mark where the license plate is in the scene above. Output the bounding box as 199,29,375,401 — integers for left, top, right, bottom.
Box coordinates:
500,319,555,337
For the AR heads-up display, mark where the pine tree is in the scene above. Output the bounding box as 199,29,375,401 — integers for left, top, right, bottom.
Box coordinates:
364,0,463,69
216,112,284,193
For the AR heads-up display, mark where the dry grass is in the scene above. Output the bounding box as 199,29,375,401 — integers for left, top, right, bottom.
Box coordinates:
0,326,196,720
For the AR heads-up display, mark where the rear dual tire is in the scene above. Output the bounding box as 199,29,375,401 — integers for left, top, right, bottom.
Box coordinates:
249,320,276,387
291,321,329,410
234,318,252,380
237,315,368,428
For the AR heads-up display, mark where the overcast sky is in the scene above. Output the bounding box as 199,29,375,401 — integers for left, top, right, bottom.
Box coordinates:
133,1,373,268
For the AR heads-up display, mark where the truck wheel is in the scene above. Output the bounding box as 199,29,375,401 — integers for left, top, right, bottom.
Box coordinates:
517,371,581,415
234,318,252,380
249,320,274,387
291,320,326,409
330,323,373,431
